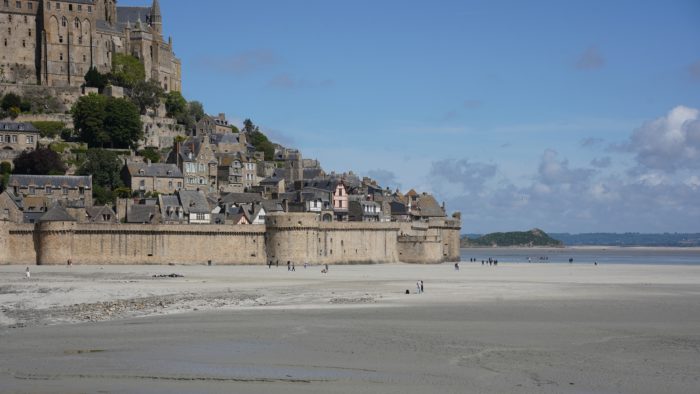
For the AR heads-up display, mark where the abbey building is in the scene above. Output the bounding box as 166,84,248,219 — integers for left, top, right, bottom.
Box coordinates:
0,0,181,91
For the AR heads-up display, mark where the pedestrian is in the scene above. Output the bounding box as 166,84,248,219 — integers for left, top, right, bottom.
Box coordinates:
325,264,329,272
594,261,598,266
482,260,484,265
420,280,424,293
276,260,279,267
304,262,307,269
287,261,291,271
416,281,421,294
25,267,30,280
292,264,296,272
454,262,459,271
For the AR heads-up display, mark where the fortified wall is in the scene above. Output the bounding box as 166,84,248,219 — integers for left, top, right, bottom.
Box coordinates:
0,213,461,265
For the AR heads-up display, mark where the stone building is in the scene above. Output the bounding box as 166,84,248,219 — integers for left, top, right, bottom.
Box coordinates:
122,161,183,195
216,152,258,194
0,0,181,90
0,121,38,165
175,137,218,192
7,174,92,206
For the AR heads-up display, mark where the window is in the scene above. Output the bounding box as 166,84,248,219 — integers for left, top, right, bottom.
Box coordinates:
168,181,173,188
139,180,145,187
87,5,91,12
3,39,6,47
15,1,20,8
62,187,68,195
27,2,31,10
45,186,51,194
11,135,17,143
26,135,34,144
74,18,79,29
8,14,11,22
61,17,67,27
28,28,31,37
22,40,25,47
77,4,81,11
196,213,206,221
3,0,8,7
59,35,63,43
29,186,35,195
24,15,27,23
68,4,72,11
78,36,82,44
4,135,9,143
59,53,63,61
46,1,49,10
7,27,10,35
79,187,85,196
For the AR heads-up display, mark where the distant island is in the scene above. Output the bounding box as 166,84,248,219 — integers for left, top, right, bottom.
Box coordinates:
549,233,700,247
461,229,563,248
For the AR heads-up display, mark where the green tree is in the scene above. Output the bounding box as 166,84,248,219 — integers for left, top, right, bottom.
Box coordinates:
165,91,187,118
31,121,66,139
77,149,124,192
138,147,160,163
249,130,275,161
13,148,67,175
84,66,108,91
110,53,146,89
72,93,109,147
103,98,143,149
1,92,21,111
130,79,164,114
188,101,205,122
0,161,11,192
242,118,258,134
230,124,240,133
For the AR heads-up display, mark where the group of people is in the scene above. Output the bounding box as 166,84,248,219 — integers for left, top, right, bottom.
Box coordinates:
416,280,424,294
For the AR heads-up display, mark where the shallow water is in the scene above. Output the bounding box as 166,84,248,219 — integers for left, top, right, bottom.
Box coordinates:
460,247,700,265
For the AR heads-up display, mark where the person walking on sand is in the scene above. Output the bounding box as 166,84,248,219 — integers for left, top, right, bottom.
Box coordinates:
304,262,308,269
25,267,30,280
292,264,296,272
416,281,422,294
420,280,424,293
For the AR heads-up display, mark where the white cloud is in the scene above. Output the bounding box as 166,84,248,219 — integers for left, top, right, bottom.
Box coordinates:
627,105,700,172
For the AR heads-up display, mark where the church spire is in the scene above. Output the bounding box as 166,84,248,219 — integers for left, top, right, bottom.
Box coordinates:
150,0,162,36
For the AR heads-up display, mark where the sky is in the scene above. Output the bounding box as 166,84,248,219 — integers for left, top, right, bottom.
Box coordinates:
123,0,700,233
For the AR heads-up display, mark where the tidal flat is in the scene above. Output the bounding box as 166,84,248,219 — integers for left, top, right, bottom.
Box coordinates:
1,263,699,393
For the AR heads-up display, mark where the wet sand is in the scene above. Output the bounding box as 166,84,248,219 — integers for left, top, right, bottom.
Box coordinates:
1,263,699,393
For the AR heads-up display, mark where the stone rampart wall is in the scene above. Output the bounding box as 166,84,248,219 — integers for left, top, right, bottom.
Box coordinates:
0,213,461,265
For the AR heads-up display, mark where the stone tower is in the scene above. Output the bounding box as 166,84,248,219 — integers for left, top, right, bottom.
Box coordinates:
150,0,162,37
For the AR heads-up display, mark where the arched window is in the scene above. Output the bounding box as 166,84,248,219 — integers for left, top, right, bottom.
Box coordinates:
74,18,80,29
61,17,67,27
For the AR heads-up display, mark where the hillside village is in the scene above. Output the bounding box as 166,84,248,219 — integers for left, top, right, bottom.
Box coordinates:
0,0,454,228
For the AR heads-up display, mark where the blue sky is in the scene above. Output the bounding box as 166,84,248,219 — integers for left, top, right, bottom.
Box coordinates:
124,0,700,233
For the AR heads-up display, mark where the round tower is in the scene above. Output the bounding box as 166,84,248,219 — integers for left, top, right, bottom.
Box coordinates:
265,213,320,266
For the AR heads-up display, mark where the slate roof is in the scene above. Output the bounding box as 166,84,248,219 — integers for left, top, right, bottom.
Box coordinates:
117,6,152,29
178,190,210,214
390,201,408,215
220,192,264,205
9,175,92,189
303,168,323,179
209,133,240,145
39,205,76,222
0,122,39,133
128,204,158,224
86,206,117,222
126,163,183,178
414,195,445,218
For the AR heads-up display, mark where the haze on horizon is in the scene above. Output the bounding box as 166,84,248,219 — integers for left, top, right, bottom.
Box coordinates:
120,0,700,233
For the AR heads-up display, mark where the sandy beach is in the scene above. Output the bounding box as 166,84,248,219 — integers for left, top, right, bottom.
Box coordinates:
1,262,699,393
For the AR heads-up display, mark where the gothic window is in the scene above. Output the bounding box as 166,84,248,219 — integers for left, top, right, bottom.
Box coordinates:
61,17,67,27
75,19,80,29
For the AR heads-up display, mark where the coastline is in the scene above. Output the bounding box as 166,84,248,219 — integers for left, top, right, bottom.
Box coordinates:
462,246,700,251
